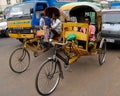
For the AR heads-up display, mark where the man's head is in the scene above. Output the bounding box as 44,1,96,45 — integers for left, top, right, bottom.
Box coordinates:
40,13,45,18
84,16,91,25
52,12,60,19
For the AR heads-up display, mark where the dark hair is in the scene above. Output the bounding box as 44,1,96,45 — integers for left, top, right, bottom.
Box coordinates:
40,13,44,17
85,16,91,22
53,12,60,18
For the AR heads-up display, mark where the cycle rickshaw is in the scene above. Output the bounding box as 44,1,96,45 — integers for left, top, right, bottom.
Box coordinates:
35,2,106,95
9,7,68,73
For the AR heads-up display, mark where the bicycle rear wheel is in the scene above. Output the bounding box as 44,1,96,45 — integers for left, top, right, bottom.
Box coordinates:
99,40,106,65
36,58,61,95
9,48,30,73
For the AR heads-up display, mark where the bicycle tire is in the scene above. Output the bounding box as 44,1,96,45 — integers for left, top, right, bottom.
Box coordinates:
99,40,106,65
9,47,30,73
35,58,61,95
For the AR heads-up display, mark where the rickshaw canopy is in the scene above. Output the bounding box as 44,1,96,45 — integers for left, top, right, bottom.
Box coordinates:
44,7,60,18
60,2,101,12
60,2,102,23
68,2,101,16
44,6,68,21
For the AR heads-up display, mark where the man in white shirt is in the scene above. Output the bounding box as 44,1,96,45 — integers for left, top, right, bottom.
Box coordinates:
50,13,62,38
39,13,45,30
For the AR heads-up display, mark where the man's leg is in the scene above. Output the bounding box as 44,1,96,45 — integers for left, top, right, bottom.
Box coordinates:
51,29,60,39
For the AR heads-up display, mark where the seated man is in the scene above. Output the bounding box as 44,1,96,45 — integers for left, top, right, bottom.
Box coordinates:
50,12,62,39
80,16,96,51
43,12,62,42
36,12,62,42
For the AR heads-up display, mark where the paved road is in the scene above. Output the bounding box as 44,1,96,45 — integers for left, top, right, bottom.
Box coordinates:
0,38,120,96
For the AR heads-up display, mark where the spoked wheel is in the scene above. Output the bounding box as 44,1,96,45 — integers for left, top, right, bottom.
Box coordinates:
36,59,61,95
99,39,106,65
9,48,30,73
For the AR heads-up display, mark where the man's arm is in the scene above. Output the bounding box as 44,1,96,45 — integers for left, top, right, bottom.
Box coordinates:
51,19,61,29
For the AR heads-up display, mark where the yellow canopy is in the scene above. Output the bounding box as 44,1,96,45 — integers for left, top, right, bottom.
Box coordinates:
60,2,102,12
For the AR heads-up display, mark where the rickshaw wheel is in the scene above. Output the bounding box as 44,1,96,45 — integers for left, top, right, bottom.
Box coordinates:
98,40,106,65
9,48,30,73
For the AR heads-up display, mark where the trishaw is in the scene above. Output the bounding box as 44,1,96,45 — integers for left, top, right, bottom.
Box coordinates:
35,2,106,95
9,7,67,73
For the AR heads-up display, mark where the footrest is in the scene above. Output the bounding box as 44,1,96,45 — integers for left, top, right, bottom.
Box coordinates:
69,55,79,64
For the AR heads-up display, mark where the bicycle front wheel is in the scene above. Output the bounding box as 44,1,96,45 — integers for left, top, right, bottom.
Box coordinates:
36,59,61,95
9,48,30,73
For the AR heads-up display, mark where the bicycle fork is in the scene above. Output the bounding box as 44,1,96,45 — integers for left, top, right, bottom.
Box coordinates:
50,55,64,79
18,48,26,62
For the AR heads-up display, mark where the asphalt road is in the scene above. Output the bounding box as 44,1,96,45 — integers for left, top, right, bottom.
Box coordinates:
0,37,120,96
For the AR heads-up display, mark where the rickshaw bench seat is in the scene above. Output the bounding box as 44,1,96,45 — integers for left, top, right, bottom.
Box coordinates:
64,31,88,41
62,22,89,41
